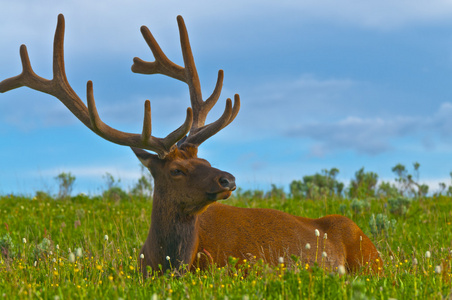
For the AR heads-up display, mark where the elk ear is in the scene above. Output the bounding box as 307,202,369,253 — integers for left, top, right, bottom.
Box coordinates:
131,147,159,168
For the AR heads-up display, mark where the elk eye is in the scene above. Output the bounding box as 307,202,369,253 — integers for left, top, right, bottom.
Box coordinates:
170,169,184,176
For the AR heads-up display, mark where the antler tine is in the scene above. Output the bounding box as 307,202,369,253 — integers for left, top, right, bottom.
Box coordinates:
131,25,186,82
0,45,46,93
1,14,193,158
185,94,241,145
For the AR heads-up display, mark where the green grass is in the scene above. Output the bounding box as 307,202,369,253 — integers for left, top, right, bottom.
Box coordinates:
0,193,451,299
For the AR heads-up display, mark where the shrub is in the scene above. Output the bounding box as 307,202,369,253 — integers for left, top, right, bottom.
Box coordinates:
387,197,412,216
0,233,16,259
369,213,395,236
55,172,76,199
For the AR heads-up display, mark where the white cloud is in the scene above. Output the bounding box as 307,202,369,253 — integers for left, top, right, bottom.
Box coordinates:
286,102,452,156
277,0,452,29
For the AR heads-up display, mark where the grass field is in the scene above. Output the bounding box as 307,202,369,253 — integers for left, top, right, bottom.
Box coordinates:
0,192,451,299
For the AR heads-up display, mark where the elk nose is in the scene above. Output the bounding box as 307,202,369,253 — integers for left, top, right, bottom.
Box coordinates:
219,175,236,190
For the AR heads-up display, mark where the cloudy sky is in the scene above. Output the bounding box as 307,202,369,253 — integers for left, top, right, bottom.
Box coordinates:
1,0,452,195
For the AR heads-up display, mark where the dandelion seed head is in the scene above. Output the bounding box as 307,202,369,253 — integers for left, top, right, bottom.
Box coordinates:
413,258,418,265
75,248,83,257
338,265,346,275
104,235,108,241
425,251,431,258
435,265,442,274
68,253,75,263
22,238,26,244
305,243,311,250
278,257,284,264
140,254,144,259
166,256,171,261
322,251,327,258
323,233,327,240
315,229,320,237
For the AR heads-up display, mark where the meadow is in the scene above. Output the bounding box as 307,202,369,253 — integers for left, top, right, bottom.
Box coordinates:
0,187,451,299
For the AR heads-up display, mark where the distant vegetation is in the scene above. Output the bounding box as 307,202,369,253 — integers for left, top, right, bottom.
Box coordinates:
238,162,451,202
20,161,450,202
1,161,451,298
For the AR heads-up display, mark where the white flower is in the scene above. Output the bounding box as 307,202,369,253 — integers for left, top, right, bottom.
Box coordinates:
322,251,327,258
104,235,109,241
338,265,346,275
435,265,442,274
278,257,284,264
315,229,320,237
22,238,27,244
305,243,311,250
140,254,144,260
323,233,327,240
425,251,431,258
76,248,83,257
68,253,75,263
166,256,171,261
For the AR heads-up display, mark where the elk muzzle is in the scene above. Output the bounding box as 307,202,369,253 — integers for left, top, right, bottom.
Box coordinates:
207,172,236,201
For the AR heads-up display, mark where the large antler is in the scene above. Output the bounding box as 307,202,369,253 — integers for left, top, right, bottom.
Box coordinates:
132,15,240,146
0,14,193,158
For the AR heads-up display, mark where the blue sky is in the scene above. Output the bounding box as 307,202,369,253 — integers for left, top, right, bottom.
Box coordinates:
1,1,452,195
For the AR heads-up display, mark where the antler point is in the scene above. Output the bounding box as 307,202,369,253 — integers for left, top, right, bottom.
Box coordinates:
57,14,65,23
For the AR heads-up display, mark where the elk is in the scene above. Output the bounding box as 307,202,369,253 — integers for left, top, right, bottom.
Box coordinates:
0,14,382,276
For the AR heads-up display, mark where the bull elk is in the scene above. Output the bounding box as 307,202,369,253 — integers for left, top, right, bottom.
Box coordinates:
0,14,382,276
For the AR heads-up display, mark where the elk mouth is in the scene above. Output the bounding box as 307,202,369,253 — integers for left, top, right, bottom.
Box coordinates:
206,186,236,201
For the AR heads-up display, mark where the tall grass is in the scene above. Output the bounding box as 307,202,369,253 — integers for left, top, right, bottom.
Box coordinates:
0,193,451,299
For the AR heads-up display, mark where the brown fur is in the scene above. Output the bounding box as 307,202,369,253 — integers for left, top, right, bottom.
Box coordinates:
135,145,382,276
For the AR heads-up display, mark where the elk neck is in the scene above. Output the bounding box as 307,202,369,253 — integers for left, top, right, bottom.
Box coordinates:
148,184,201,272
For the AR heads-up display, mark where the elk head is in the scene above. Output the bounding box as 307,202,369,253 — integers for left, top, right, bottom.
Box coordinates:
133,144,236,216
